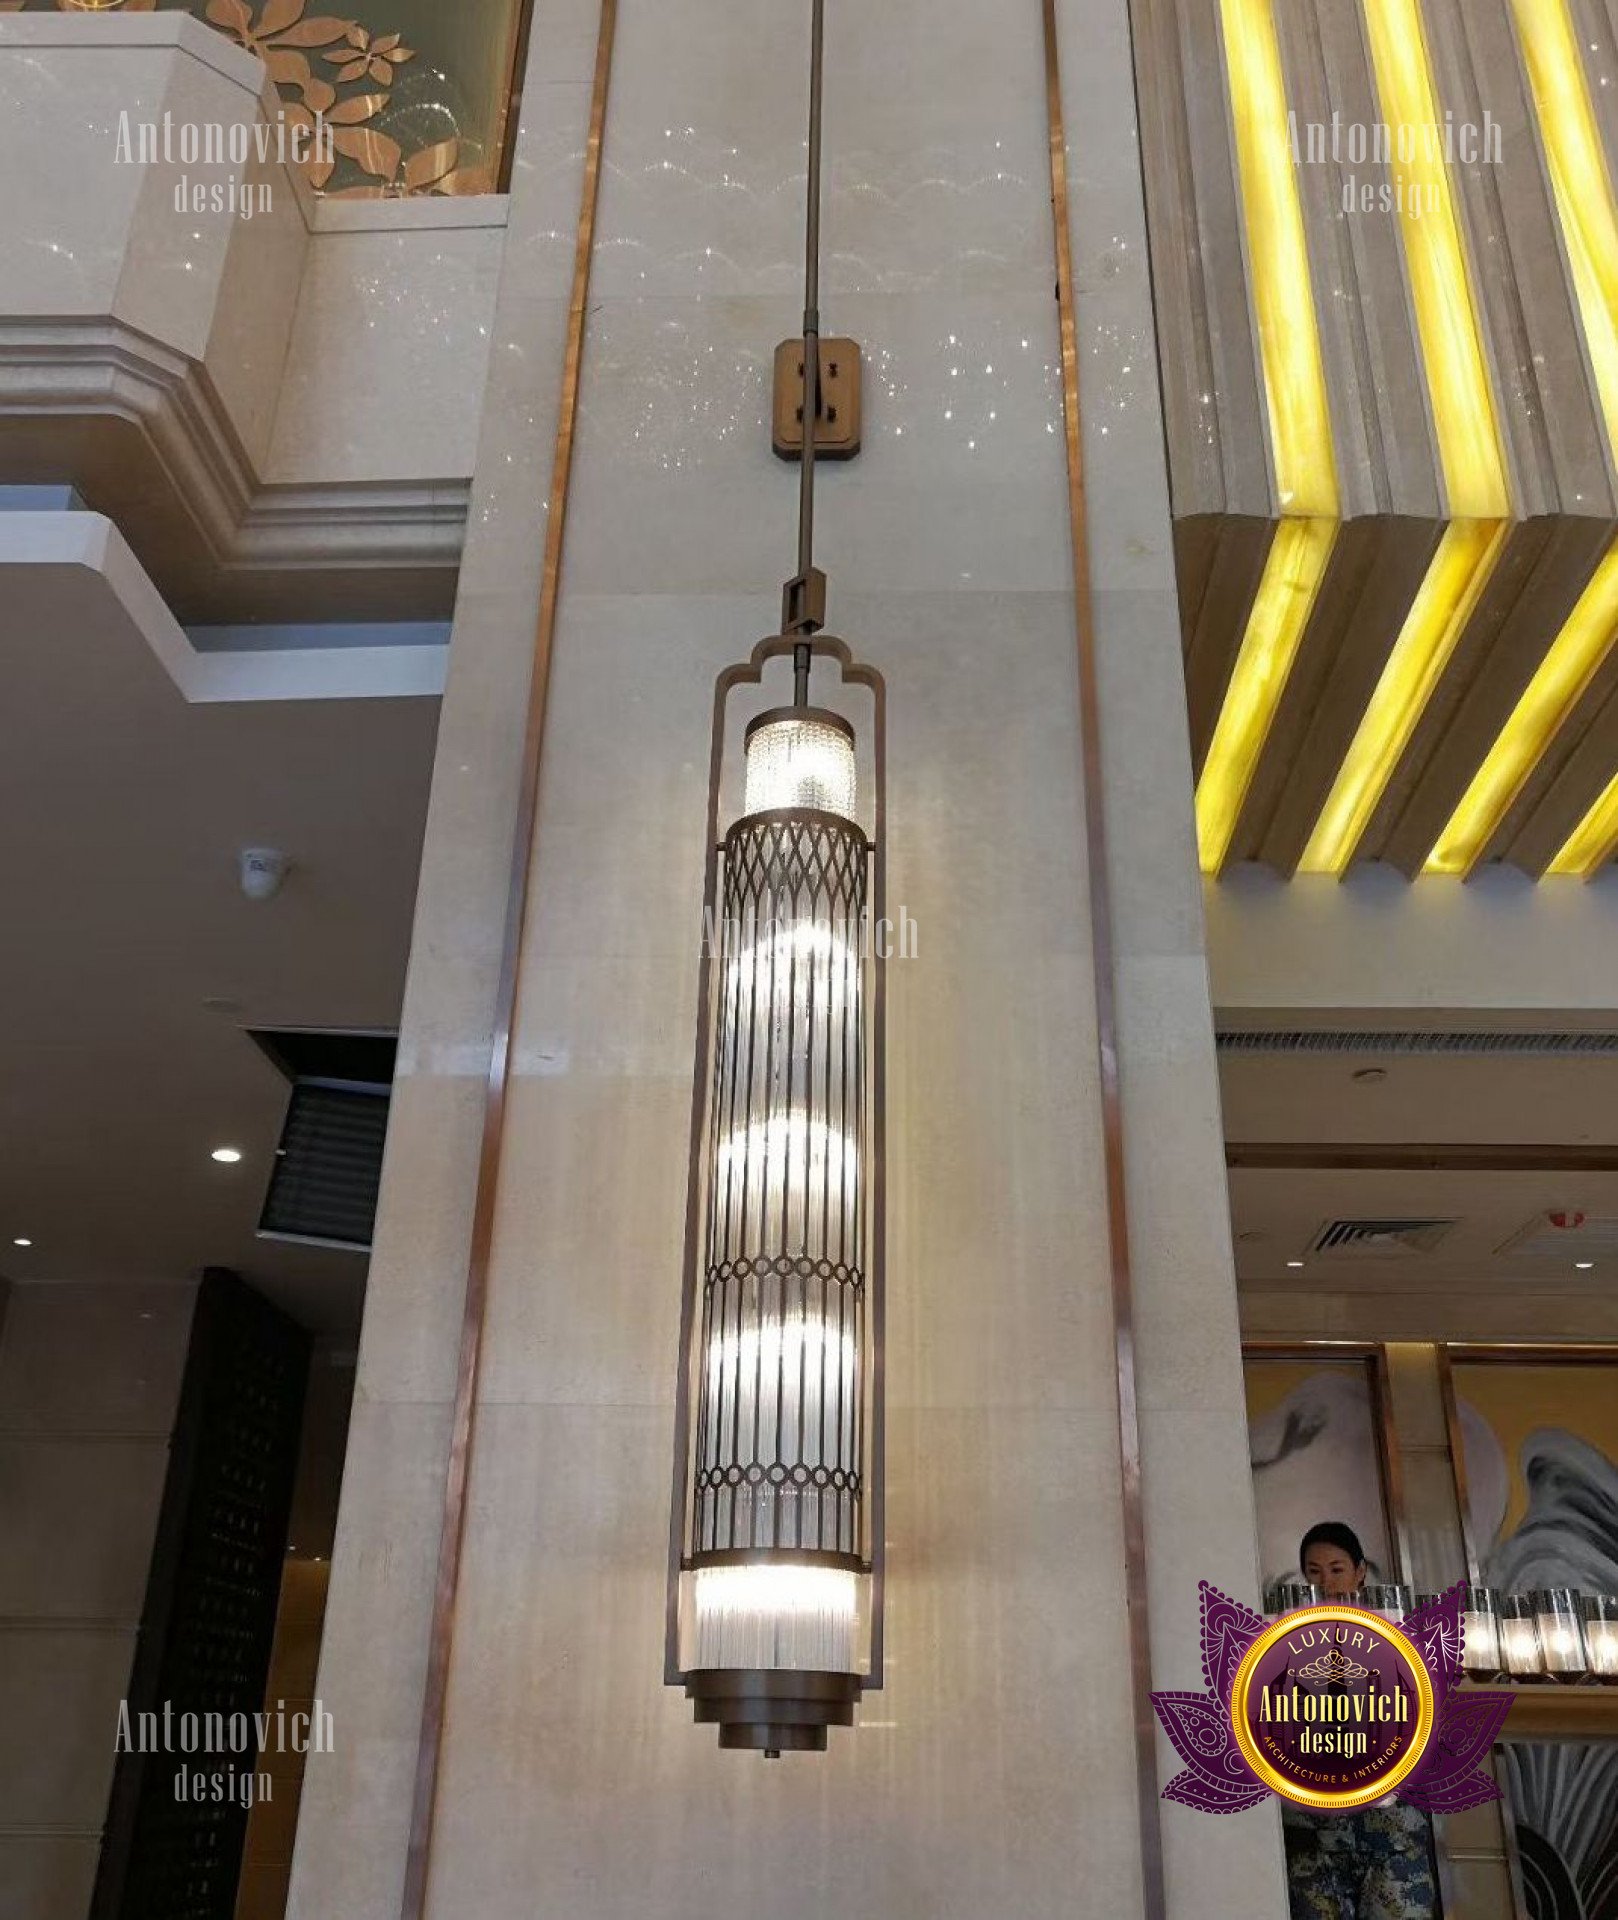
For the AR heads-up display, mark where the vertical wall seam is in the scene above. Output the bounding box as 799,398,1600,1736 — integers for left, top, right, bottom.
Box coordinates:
1041,4,1168,1915
398,3,620,1915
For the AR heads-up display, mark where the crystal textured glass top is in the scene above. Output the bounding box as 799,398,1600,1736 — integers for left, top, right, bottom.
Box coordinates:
744,717,857,818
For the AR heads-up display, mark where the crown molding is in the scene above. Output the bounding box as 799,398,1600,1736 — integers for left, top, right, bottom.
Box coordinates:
0,318,468,580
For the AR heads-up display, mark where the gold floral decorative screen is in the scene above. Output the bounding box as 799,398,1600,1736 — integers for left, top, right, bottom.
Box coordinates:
1,0,529,196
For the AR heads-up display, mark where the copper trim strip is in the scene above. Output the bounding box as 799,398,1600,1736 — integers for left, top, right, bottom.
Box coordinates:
1040,3,1166,1916
399,3,619,1915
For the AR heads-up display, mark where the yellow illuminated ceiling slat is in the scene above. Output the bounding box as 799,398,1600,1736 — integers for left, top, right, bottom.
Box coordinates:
1357,0,1510,521
1550,770,1618,875
1300,0,1511,873
1510,0,1618,446
1198,0,1339,873
1215,0,1338,518
1195,519,1338,871
1431,543,1618,875
1430,0,1618,877
1305,520,1507,869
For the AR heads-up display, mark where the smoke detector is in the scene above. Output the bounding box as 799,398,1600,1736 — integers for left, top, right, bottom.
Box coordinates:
239,847,288,902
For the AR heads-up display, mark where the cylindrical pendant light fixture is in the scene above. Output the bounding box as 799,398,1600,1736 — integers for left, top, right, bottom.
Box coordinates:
665,0,882,1756
687,711,868,1692
666,649,885,1755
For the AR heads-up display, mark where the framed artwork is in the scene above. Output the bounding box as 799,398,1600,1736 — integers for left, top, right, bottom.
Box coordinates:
1442,1346,1618,1920
1242,1342,1404,1597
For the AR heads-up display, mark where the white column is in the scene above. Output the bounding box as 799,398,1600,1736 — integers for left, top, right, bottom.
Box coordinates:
292,2,1284,1916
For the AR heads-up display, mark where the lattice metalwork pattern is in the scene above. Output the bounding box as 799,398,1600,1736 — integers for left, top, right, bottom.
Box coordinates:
691,810,868,1561
92,1271,308,1920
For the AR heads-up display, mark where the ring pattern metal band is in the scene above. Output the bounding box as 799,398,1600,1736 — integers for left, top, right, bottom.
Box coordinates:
689,808,869,1564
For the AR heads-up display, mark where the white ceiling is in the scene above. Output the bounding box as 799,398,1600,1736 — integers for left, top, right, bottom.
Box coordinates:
1222,1046,1618,1295
0,516,439,1331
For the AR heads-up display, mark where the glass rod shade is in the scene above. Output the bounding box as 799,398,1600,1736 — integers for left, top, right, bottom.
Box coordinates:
669,663,882,1757
744,708,857,816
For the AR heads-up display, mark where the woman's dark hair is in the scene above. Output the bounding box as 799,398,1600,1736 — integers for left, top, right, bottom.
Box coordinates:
1299,1521,1366,1568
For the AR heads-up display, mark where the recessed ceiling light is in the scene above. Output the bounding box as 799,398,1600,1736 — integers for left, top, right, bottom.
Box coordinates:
1287,1260,1305,1269
211,1147,244,1165
1576,1260,1595,1270
12,1236,31,1248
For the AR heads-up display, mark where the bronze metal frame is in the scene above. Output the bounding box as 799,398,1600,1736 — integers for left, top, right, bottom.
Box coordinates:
1438,1341,1618,1583
1241,1341,1413,1585
663,635,888,1715
399,0,618,1913
493,0,538,194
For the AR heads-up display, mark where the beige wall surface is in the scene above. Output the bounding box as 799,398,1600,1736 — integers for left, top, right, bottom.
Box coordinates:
287,0,1284,1916
0,1278,196,1920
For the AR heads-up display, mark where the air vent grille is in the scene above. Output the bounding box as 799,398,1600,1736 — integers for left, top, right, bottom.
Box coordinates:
258,1082,389,1251
1218,1030,1618,1056
1309,1218,1456,1257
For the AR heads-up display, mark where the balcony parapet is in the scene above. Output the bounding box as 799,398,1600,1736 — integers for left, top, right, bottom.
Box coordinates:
0,13,508,620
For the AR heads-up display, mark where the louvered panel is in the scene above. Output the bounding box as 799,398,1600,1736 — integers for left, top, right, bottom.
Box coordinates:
1217,1029,1618,1055
1310,1217,1456,1255
258,1082,389,1251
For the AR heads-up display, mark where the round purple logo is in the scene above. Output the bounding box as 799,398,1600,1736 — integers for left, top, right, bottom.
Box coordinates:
1228,1606,1436,1810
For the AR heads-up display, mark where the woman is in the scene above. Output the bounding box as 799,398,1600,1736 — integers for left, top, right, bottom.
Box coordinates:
1283,1522,1438,1920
